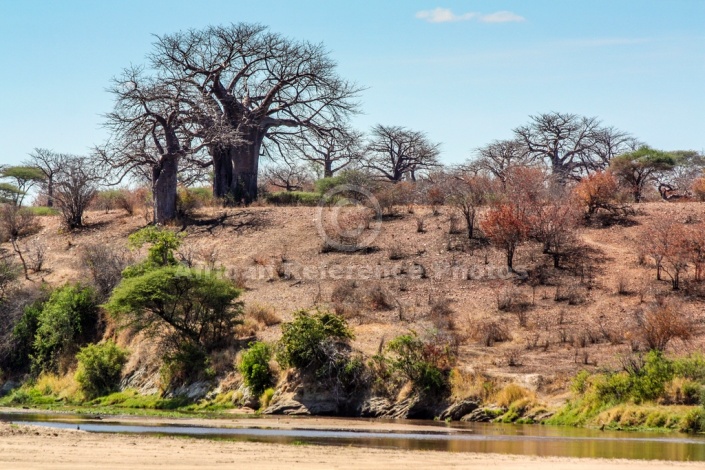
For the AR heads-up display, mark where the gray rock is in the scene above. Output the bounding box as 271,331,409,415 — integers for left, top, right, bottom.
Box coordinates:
439,399,479,421
460,407,502,422
0,380,20,397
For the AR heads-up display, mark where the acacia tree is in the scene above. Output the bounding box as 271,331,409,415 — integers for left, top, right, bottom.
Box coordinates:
152,23,362,203
514,112,622,182
0,166,44,206
365,124,440,182
610,146,676,202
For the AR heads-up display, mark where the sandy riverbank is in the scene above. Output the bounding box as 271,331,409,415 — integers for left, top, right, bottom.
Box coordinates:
0,421,702,470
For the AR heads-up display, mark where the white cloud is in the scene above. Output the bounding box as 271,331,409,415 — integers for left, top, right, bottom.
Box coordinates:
478,11,525,23
415,8,477,23
416,8,524,24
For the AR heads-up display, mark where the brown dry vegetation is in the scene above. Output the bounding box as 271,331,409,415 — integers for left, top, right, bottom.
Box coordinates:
2,201,705,398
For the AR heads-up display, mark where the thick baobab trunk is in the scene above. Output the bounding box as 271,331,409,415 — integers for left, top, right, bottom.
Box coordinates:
212,146,233,201
152,157,178,224
230,128,263,204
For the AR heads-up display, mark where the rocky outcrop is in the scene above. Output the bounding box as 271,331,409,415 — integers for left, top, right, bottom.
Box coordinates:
438,399,479,421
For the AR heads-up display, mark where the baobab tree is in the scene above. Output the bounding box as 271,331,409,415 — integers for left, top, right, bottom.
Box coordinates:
272,127,363,178
514,112,627,182
469,139,533,186
26,149,67,208
151,23,362,203
365,124,440,182
101,67,228,223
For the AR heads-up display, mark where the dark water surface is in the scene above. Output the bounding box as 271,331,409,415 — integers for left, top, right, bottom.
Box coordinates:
2,412,704,461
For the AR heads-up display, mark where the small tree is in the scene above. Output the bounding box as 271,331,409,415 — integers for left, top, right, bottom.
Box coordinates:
480,203,529,271
52,155,100,229
574,170,620,218
105,267,244,354
0,166,45,206
365,125,440,182
610,146,676,202
447,175,492,240
641,219,690,289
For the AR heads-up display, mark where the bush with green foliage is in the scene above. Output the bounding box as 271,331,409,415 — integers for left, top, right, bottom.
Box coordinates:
177,186,214,217
265,191,321,206
122,226,184,277
239,341,274,395
381,330,455,396
31,284,98,374
277,310,353,373
75,341,129,399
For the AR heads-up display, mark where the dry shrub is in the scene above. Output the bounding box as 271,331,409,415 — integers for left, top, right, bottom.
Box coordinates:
631,299,693,351
474,318,511,347
494,383,534,408
692,176,705,202
24,240,47,273
331,280,360,304
252,253,269,266
81,243,132,299
228,268,248,290
449,213,463,234
246,304,281,327
503,347,524,367
495,284,531,327
616,275,631,295
554,283,587,305
449,368,495,402
388,241,405,260
0,204,39,242
366,285,394,311
415,215,426,233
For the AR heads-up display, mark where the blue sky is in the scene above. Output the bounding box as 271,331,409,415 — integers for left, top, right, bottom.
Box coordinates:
1,0,703,167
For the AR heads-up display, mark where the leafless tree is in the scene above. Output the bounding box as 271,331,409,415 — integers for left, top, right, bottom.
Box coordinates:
25,149,67,208
468,139,534,186
272,127,364,178
262,156,312,192
364,124,440,182
447,174,493,239
514,112,607,182
151,23,363,203
52,155,100,229
100,67,225,223
591,127,642,170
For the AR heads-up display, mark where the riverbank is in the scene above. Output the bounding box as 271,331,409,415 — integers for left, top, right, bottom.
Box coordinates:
1,421,701,470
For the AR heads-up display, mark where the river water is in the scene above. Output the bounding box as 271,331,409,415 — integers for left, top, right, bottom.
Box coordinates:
2,412,704,461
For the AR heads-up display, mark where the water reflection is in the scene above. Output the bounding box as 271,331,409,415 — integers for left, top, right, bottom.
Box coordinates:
2,413,704,461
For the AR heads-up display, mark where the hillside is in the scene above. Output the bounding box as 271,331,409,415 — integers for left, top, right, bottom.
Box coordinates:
4,201,704,403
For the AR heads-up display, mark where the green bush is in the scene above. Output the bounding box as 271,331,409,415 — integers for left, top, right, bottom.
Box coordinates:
177,186,214,217
31,284,98,375
265,191,321,206
384,331,454,396
24,206,59,216
75,341,129,399
11,296,45,371
239,342,273,395
123,226,184,276
277,310,353,374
